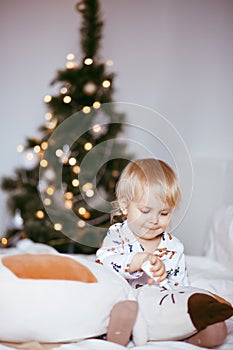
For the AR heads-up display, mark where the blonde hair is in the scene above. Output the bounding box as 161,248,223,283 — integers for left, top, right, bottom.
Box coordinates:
111,158,181,223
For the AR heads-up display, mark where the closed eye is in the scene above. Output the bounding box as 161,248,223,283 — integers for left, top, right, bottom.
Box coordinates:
139,208,150,214
160,211,170,216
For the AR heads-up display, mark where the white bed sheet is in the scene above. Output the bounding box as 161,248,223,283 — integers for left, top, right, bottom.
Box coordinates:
0,240,232,350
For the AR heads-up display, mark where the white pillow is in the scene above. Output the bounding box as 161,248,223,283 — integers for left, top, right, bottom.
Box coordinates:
204,205,233,271
0,255,132,343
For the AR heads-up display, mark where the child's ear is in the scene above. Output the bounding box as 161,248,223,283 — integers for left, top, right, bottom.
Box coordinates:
121,207,127,215
119,199,128,215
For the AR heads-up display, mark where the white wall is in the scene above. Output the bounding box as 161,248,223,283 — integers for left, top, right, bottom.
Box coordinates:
1,0,233,254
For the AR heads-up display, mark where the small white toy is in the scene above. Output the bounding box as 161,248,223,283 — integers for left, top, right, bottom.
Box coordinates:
141,260,172,290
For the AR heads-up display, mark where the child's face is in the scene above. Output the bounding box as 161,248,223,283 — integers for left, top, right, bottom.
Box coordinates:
126,191,172,242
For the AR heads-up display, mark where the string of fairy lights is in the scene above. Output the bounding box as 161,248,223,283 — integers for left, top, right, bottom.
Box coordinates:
0,54,115,246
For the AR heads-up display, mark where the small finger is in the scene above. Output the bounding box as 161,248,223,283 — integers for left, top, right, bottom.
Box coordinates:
157,272,168,282
151,264,164,276
147,278,154,285
150,260,163,270
149,255,157,264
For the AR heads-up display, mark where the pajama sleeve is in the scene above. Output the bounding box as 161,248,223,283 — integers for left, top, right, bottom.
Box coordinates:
166,239,189,287
96,226,143,280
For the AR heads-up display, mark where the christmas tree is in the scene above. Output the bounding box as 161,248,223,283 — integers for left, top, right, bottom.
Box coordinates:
1,0,130,254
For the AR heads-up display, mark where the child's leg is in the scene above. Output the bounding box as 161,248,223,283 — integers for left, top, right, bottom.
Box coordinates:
106,300,138,346
186,321,227,348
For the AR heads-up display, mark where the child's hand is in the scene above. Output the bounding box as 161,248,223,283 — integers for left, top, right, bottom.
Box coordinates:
128,252,167,283
128,252,154,273
147,254,167,282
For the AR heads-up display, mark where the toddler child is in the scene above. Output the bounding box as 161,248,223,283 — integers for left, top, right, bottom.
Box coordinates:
96,158,227,347
96,158,187,289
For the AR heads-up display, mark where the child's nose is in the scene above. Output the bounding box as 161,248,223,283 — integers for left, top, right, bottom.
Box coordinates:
151,213,159,224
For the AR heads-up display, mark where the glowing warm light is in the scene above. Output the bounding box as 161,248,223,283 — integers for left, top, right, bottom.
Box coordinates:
73,165,80,174
36,210,44,219
72,179,79,187
26,152,34,160
55,149,63,157
63,96,72,103
66,53,75,60
65,200,73,209
40,159,48,168
83,82,97,95
106,59,114,66
77,220,85,228
44,95,52,103
93,101,101,109
82,106,91,114
83,212,91,219
112,170,120,177
84,142,92,151
41,142,48,150
69,157,77,166
102,80,111,88
45,112,53,120
1,237,8,245
54,223,63,231
84,58,93,65
44,198,51,206
46,186,55,195
17,145,24,152
46,118,57,130
43,168,55,181
65,192,73,200
86,189,94,197
78,207,86,215
92,124,102,133
82,182,93,192
34,145,41,153
66,61,76,69
60,87,68,94
62,156,69,164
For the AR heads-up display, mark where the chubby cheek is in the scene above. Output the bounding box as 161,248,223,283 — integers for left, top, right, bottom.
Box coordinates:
127,215,145,232
160,217,171,230
127,210,140,223
130,221,150,238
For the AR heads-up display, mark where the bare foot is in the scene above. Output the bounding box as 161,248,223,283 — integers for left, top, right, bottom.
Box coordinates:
186,322,227,348
107,300,138,346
